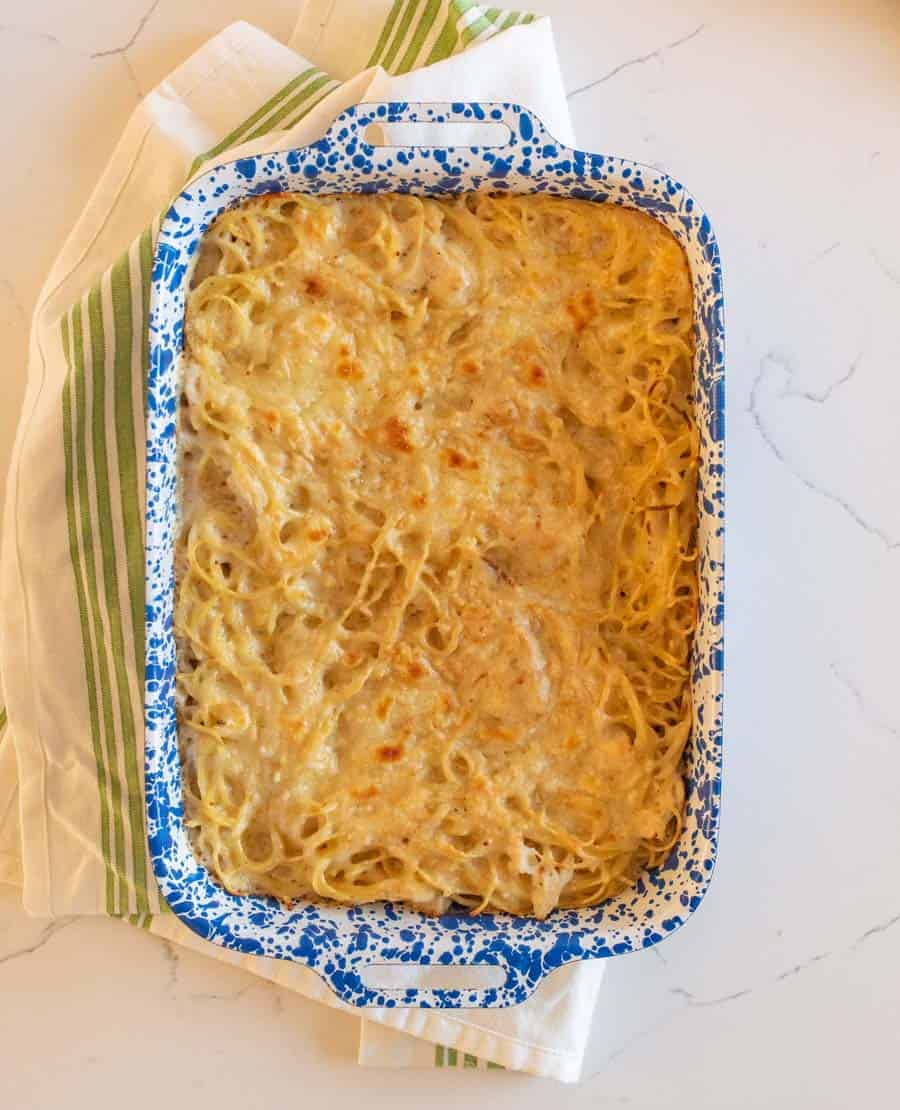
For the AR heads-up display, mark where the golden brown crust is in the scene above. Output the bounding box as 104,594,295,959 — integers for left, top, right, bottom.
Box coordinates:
175,192,698,918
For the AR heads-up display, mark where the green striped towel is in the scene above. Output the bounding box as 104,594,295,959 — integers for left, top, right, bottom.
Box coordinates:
0,1,600,1082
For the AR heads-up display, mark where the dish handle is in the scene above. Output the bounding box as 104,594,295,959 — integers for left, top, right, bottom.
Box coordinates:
319,944,542,1008
316,100,558,154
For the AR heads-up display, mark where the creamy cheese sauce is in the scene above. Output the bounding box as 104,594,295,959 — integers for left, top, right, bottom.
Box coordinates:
175,191,698,917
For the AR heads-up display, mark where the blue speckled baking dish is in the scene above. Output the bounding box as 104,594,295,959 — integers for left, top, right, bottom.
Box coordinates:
144,102,725,1009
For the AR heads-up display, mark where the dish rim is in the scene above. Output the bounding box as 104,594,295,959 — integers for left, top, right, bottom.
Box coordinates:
144,100,725,1009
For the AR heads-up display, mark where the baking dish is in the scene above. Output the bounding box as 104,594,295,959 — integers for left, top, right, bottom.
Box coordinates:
145,101,725,1009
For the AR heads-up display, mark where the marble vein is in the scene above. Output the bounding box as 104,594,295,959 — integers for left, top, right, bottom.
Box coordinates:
870,247,900,287
670,985,753,1008
775,951,830,982
90,0,161,58
160,937,181,991
566,24,707,99
602,971,763,1064
0,918,75,969
603,1010,679,1066
0,24,62,46
831,661,900,739
853,911,900,950
189,981,257,1003
748,353,900,550
602,941,840,1063
667,910,900,1008
780,351,861,405
808,240,841,264
0,15,145,101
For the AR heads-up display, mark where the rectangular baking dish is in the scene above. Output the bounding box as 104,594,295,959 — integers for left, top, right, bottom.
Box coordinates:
145,101,725,1009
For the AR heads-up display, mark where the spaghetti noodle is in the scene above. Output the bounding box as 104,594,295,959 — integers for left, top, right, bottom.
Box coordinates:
175,191,698,917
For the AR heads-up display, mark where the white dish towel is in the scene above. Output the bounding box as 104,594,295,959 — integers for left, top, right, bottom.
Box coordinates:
0,0,605,1082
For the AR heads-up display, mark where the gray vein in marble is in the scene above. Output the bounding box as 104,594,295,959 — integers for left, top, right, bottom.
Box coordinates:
566,24,707,99
190,981,256,1003
596,905,891,1066
831,661,900,738
600,981,751,1064
0,24,62,47
775,951,830,982
780,351,861,405
159,937,180,991
748,353,899,549
670,985,753,1008
603,1010,678,1066
0,11,148,101
0,918,75,969
668,912,899,1006
808,240,841,264
156,936,284,1007
90,0,161,58
853,911,900,950
870,247,900,287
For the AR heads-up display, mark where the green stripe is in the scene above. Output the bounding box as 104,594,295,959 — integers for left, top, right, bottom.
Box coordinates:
280,82,342,132
463,1053,478,1068
426,12,459,64
397,0,442,73
111,251,145,665
380,0,420,73
0,706,6,732
110,253,150,916
187,67,323,178
498,9,520,31
427,0,476,64
486,1059,504,1069
140,228,153,395
88,285,137,915
244,72,333,142
483,7,502,24
461,11,492,46
434,1043,444,1067
65,307,118,915
446,1047,458,1067
520,11,535,23
367,0,408,66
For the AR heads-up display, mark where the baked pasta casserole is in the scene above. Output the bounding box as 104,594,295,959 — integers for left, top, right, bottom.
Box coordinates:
175,191,698,918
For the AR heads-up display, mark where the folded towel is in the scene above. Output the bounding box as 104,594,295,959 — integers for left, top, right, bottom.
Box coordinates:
0,1,604,1081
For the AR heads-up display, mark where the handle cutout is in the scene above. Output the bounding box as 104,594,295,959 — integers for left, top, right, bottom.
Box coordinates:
363,120,512,149
360,962,506,992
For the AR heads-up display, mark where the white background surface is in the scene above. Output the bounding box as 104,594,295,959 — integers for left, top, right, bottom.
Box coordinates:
1,0,899,1106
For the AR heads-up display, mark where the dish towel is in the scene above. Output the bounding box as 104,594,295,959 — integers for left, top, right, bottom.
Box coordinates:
0,0,605,1082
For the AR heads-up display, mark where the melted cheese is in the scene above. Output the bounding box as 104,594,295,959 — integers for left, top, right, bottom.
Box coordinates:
175,191,698,917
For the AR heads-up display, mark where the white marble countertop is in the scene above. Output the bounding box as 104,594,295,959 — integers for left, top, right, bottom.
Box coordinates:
2,1,899,1105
